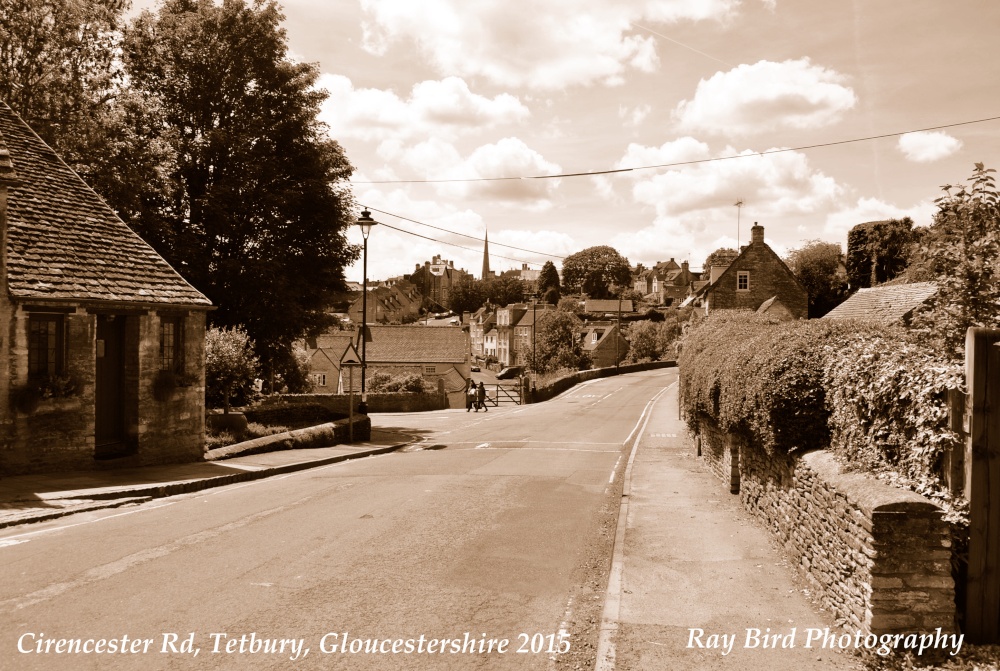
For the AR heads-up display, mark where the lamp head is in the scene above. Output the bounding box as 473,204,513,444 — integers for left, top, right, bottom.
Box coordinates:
357,209,377,239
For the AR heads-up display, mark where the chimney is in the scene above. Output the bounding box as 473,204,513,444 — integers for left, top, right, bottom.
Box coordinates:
681,260,689,273
751,222,764,245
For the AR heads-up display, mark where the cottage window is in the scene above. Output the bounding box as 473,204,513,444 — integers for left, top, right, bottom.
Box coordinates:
592,332,599,343
28,314,64,380
160,316,184,372
737,271,750,291
424,365,436,374
315,373,327,386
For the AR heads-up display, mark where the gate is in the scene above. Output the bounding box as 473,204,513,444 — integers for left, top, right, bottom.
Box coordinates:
485,383,520,406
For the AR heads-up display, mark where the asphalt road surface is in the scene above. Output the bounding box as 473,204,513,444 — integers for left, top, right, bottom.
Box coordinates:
0,369,678,671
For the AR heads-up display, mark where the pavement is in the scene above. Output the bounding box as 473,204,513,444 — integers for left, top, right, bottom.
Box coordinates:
598,380,859,670
0,429,412,530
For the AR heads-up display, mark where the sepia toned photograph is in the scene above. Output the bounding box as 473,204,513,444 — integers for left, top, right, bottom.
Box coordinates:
1,1,999,669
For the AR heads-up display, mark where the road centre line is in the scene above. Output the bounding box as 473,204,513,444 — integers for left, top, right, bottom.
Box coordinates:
448,440,620,445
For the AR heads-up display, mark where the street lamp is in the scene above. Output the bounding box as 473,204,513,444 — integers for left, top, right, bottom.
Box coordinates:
357,209,378,414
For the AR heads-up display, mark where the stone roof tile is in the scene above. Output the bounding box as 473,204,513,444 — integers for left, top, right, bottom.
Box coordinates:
822,282,937,323
0,102,210,307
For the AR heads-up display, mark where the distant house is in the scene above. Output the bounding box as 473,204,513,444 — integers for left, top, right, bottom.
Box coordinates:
633,259,699,305
822,282,937,325
0,102,212,475
306,326,471,406
467,304,496,360
579,322,629,368
584,299,634,315
348,280,421,324
692,224,807,320
500,263,541,295
495,302,556,367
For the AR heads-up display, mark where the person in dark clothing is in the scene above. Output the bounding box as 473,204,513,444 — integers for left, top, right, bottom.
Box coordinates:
477,381,488,412
466,380,477,412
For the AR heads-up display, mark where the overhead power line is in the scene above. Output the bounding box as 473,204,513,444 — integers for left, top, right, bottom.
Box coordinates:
352,114,1000,184
365,205,567,260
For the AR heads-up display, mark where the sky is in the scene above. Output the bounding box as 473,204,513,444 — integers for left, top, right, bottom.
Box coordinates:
130,0,1000,283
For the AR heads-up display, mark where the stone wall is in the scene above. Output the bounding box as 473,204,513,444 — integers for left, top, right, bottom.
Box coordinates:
276,390,448,414
695,415,955,636
0,304,207,475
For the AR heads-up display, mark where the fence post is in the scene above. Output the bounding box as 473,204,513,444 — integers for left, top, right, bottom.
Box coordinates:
964,327,1000,642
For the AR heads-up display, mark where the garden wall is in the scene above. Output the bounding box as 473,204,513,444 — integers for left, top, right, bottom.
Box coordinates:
694,414,955,635
274,390,447,414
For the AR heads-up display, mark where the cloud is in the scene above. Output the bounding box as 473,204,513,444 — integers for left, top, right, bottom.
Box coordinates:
674,59,857,136
618,103,653,127
404,137,563,208
616,142,842,217
317,74,530,144
359,0,739,89
897,131,963,163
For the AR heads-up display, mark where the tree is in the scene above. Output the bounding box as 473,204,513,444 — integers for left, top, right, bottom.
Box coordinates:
702,247,738,272
624,318,681,363
484,275,526,307
561,246,631,299
205,326,260,412
785,241,849,318
845,218,914,289
537,260,561,303
0,0,127,167
911,164,1000,358
120,0,359,374
534,310,589,373
447,276,487,314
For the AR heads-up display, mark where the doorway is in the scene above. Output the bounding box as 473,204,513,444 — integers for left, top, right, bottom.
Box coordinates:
95,314,127,459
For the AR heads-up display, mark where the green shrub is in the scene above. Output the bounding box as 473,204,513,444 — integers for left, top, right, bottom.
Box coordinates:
367,372,429,393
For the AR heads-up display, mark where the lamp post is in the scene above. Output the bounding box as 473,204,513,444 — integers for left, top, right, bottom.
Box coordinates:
357,209,378,414
616,291,622,373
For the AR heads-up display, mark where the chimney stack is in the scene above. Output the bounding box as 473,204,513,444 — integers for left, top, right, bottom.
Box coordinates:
751,222,764,245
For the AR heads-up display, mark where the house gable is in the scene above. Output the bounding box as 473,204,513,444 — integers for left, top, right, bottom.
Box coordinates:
704,224,807,319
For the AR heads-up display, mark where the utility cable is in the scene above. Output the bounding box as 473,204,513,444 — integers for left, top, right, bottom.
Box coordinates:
353,114,1000,184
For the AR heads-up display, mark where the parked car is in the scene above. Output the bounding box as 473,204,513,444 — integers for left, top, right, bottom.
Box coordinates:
496,366,523,380
470,365,481,372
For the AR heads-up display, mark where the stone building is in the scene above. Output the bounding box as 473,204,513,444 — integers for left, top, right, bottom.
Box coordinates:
579,322,628,368
0,102,212,475
693,224,807,320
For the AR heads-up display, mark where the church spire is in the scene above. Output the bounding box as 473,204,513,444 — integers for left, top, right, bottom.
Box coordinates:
482,228,491,279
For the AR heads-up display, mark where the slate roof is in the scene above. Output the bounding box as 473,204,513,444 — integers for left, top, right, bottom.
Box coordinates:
363,325,468,363
822,282,937,324
585,299,634,313
0,102,210,306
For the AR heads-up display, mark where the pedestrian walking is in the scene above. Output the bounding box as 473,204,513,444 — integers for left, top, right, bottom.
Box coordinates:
477,381,488,412
466,380,477,412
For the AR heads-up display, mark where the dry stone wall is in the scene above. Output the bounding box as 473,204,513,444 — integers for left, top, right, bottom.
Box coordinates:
695,415,955,636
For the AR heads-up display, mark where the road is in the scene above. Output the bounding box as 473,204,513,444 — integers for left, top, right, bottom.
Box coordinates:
0,369,678,671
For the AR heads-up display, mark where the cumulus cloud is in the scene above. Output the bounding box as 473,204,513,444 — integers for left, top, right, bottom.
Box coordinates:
674,59,856,136
317,74,530,144
619,103,653,127
403,137,563,208
359,0,739,89
897,131,963,163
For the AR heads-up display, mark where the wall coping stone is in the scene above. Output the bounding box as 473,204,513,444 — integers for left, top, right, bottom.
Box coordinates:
801,451,940,516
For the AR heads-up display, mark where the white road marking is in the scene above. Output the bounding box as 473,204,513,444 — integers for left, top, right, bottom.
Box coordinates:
596,381,675,671
608,455,622,484
475,442,490,449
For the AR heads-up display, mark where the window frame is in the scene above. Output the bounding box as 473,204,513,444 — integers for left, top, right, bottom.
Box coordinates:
737,271,750,292
159,315,185,374
28,313,65,380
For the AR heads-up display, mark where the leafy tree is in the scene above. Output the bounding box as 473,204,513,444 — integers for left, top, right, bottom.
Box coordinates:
205,326,260,412
120,0,359,375
534,310,589,372
624,318,681,363
845,218,914,289
561,246,631,299
0,0,126,167
702,247,738,272
785,240,849,318
447,276,487,314
911,164,1000,358
537,260,561,303
484,274,526,306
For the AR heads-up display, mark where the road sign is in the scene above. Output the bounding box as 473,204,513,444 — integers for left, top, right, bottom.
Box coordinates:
340,342,361,366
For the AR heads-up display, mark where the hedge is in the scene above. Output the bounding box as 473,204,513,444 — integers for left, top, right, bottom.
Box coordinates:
679,312,964,506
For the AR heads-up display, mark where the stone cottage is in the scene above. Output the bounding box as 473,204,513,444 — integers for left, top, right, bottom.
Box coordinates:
0,102,212,475
693,223,808,319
